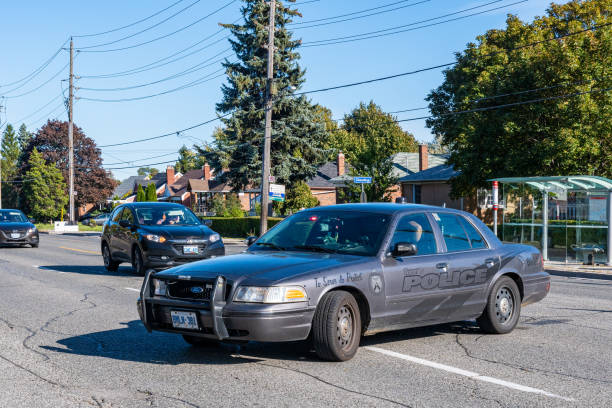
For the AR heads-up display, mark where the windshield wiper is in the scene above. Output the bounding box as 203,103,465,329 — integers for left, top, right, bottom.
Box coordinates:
292,245,338,254
255,242,286,251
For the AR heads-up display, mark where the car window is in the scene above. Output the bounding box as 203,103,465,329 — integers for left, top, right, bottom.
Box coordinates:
121,208,134,224
432,213,471,252
134,206,200,226
458,216,487,249
112,208,123,222
0,210,27,223
389,213,437,255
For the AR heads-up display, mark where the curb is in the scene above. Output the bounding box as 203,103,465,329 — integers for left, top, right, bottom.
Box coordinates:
40,231,102,236
546,269,612,281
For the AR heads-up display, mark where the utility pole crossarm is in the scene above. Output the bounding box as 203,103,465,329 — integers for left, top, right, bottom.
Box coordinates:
259,0,276,236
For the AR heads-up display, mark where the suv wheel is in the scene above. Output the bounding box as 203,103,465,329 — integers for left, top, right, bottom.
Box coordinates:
312,290,361,361
102,243,119,272
132,246,146,276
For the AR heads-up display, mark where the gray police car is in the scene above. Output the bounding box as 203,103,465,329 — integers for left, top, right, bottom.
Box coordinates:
138,204,550,361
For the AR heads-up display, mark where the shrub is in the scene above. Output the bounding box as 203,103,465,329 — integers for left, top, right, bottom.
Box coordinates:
202,217,283,237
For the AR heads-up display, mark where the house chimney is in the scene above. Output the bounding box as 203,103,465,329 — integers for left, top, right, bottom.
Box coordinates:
337,152,345,176
166,165,175,186
203,163,211,180
418,144,428,172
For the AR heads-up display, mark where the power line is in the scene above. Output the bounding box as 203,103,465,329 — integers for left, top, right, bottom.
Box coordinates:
2,61,69,99
290,0,431,30
5,93,64,125
297,22,611,95
103,151,181,166
77,0,237,53
77,0,202,50
103,159,179,170
0,39,68,88
301,0,518,47
74,0,188,38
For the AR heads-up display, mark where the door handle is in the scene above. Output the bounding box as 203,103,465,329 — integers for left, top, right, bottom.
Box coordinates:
436,262,448,272
485,258,495,268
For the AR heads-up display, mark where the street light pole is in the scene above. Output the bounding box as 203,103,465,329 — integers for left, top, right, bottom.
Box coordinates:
68,38,75,224
259,0,276,236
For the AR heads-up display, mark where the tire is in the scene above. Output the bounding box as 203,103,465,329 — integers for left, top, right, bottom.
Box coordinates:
182,335,220,348
477,276,521,334
132,246,147,276
102,243,119,272
31,243,39,248
312,290,361,361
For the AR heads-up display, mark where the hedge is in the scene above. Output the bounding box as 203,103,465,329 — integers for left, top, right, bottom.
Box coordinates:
202,216,284,238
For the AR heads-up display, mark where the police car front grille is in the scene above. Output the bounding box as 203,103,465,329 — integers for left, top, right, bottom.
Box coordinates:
167,281,213,300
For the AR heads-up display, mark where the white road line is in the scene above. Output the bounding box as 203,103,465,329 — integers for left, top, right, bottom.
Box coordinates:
365,346,573,402
124,287,140,292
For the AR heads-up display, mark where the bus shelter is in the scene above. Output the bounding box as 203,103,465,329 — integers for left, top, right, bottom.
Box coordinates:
493,176,612,264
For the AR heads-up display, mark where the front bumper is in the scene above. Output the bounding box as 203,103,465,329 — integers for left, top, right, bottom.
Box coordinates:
143,240,225,269
0,230,39,246
137,274,314,342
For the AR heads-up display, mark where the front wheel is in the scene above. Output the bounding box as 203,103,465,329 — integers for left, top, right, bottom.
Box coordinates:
312,290,361,361
132,246,146,276
477,276,521,334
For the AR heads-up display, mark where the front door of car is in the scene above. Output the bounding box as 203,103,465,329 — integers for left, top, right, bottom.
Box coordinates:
381,212,451,327
429,211,500,321
108,208,125,259
117,208,136,261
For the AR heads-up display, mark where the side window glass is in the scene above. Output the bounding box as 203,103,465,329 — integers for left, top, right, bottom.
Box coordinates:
112,209,123,222
433,213,471,252
390,213,437,255
121,209,134,224
459,216,487,249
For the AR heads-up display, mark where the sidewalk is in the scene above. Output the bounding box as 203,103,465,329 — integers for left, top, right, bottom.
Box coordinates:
545,260,612,280
223,238,246,246
40,230,101,236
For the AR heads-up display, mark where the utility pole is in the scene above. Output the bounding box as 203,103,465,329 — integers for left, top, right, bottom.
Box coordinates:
68,38,75,224
0,99,4,209
259,0,276,236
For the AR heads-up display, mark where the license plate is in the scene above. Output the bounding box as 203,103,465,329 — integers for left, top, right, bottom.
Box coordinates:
170,311,198,329
183,245,199,254
10,233,20,239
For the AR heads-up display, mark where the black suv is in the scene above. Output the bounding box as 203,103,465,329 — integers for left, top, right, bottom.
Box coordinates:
101,202,225,274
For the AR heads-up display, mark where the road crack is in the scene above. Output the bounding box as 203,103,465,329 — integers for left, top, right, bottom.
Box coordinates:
136,389,201,408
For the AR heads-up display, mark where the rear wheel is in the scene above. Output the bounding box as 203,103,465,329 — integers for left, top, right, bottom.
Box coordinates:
102,243,119,272
131,246,146,276
182,335,219,347
312,290,361,361
477,276,521,334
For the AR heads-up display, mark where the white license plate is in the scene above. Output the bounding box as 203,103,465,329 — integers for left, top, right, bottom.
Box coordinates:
170,311,198,329
183,245,199,254
10,233,20,239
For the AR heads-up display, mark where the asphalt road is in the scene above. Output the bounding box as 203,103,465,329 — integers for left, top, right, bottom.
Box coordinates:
0,235,611,407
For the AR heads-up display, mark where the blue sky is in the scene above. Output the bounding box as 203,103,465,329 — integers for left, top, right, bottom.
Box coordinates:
0,0,556,179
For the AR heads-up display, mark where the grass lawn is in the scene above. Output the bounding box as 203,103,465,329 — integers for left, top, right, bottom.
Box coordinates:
35,223,103,232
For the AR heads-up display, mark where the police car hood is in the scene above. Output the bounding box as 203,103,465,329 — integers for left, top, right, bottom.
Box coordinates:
154,251,365,284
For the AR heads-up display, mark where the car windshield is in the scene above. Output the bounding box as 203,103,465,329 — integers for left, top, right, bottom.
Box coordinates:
250,210,391,257
134,206,200,226
0,210,28,223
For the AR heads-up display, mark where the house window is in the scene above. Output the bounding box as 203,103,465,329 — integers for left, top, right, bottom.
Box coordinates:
414,185,422,204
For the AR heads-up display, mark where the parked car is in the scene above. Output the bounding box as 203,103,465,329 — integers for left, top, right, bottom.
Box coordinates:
0,209,39,248
137,203,550,361
101,202,225,275
83,213,110,226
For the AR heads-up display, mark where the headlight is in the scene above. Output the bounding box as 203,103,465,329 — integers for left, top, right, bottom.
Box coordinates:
233,286,307,303
28,227,37,234
152,279,167,296
144,234,166,243
209,233,221,243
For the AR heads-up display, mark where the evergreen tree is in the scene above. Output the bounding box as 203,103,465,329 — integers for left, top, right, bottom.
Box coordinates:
175,145,200,173
278,181,318,215
136,185,146,202
145,183,158,201
210,0,329,190
22,148,67,222
1,124,21,208
17,124,32,151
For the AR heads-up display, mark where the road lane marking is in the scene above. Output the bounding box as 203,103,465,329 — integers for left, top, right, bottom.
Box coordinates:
59,246,99,255
125,287,140,292
364,346,573,401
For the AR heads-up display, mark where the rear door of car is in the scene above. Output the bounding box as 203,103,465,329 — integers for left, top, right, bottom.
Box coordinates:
381,212,451,327
429,211,500,320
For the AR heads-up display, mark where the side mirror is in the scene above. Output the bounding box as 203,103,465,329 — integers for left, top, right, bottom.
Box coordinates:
203,219,213,227
245,236,258,246
393,242,417,257
119,220,131,228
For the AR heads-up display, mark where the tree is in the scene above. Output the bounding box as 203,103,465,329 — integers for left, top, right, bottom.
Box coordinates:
209,0,330,190
222,194,244,217
22,148,67,222
426,0,612,196
137,167,159,178
1,124,21,208
339,102,419,202
145,183,157,201
175,145,200,173
17,124,32,151
136,185,146,202
278,181,318,215
21,120,117,207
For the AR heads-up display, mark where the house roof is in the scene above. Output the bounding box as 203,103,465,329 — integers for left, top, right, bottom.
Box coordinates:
308,162,342,189
400,164,459,183
112,175,147,198
391,152,448,179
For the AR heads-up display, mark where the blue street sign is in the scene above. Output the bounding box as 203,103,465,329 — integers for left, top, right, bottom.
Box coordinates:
353,177,372,184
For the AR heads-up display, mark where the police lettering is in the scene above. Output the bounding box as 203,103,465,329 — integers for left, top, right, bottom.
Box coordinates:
402,268,488,292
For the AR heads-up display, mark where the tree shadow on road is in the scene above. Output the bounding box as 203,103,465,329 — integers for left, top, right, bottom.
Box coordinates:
38,264,139,277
